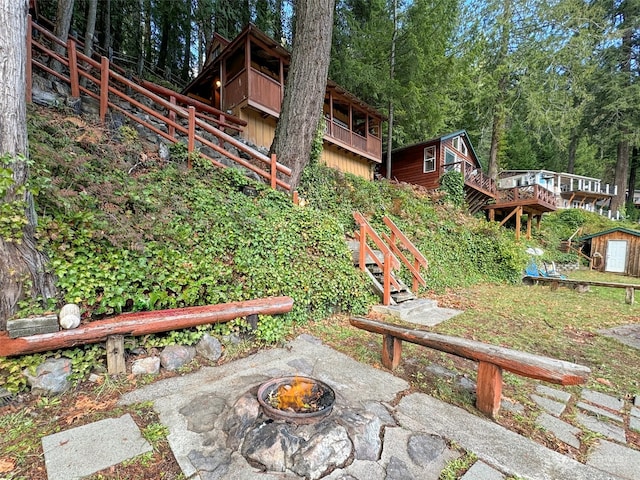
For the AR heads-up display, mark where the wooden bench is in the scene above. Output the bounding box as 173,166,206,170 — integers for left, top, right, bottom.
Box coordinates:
0,296,294,361
350,316,590,417
523,275,639,304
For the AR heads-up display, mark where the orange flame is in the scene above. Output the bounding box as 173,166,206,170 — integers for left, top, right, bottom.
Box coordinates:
276,377,314,410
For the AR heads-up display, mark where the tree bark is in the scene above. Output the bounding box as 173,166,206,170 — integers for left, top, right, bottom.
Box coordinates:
566,128,577,174
0,0,57,329
270,0,335,189
51,0,74,73
80,0,97,88
385,0,397,180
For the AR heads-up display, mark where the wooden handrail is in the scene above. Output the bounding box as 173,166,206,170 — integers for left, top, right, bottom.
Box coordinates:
350,316,590,417
353,212,401,305
382,216,428,291
27,15,293,193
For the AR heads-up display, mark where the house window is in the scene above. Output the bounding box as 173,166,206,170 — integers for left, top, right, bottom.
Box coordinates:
452,136,467,155
423,146,436,173
444,148,459,172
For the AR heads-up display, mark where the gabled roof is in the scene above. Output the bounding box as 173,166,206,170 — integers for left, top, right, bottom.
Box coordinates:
578,227,640,241
390,130,482,168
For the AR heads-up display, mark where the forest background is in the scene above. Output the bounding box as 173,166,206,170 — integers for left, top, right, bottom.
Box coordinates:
38,0,640,215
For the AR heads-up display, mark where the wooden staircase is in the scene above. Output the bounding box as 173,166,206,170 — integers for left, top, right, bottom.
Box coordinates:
26,15,293,194
351,212,428,305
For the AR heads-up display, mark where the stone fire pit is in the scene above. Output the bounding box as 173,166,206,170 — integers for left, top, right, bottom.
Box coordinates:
257,376,335,424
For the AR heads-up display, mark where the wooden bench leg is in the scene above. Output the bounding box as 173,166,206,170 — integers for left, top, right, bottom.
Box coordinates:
476,361,502,418
626,287,635,305
381,334,402,370
106,335,126,375
550,281,559,291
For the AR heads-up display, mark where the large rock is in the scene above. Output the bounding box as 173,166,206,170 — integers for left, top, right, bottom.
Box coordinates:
24,358,72,395
131,356,161,375
196,334,223,362
159,345,196,371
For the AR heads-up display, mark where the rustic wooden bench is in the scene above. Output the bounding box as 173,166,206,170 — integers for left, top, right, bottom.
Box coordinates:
0,296,294,372
523,275,640,304
350,316,590,417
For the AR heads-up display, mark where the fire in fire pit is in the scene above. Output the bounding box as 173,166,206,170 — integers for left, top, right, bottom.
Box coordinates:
257,376,335,424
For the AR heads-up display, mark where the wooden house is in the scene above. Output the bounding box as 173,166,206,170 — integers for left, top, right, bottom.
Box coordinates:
499,170,618,218
387,131,557,239
387,131,496,214
578,227,640,276
182,24,384,180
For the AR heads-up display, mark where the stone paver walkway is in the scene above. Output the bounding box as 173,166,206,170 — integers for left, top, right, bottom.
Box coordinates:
40,334,639,480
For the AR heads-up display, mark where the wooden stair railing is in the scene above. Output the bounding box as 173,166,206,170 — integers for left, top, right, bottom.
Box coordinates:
350,317,590,417
353,212,401,306
353,212,428,305
381,217,428,293
27,15,293,193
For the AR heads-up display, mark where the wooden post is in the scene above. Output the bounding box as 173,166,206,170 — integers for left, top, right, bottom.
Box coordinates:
488,208,495,222
67,38,80,98
26,15,32,103
106,335,126,375
476,361,502,417
412,258,420,292
526,213,532,240
100,56,109,123
292,190,299,205
626,287,635,305
270,154,277,190
359,224,366,271
168,95,176,138
187,106,195,168
515,206,521,241
381,334,402,370
383,251,391,305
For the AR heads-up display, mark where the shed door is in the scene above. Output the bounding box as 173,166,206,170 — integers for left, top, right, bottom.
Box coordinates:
605,240,627,273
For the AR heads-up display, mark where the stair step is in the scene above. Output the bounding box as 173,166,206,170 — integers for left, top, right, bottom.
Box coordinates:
391,290,416,303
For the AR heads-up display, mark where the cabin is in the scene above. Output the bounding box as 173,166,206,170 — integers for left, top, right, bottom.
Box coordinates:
387,131,496,214
387,131,557,239
577,227,640,276
499,170,618,218
182,24,384,180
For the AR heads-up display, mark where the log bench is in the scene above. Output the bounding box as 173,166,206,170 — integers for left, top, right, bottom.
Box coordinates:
350,316,590,417
0,296,294,362
523,275,640,304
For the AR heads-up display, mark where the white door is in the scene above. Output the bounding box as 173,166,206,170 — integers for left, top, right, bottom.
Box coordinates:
605,240,627,273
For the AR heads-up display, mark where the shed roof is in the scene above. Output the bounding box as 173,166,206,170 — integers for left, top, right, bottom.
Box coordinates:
578,227,640,241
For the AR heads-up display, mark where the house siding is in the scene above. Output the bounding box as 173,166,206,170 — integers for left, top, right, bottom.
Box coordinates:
391,142,441,189
589,231,640,277
322,143,372,179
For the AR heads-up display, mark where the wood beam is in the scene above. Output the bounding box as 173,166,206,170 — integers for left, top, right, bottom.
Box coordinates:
0,297,294,357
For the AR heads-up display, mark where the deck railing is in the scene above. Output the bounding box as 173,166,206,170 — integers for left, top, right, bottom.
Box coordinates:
27,15,292,193
496,184,556,208
324,118,382,160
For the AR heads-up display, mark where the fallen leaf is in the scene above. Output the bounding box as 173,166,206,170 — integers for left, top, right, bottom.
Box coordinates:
0,457,16,473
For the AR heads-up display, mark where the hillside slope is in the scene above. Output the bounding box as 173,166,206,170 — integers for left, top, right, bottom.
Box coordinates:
22,103,549,335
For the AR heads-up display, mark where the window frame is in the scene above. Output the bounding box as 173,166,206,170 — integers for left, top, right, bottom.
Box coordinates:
423,146,436,173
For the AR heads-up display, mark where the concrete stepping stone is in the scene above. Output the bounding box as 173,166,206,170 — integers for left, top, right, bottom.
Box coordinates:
576,412,626,444
42,413,152,480
630,416,640,434
461,461,505,479
586,439,640,480
530,394,566,417
535,385,571,404
536,412,581,449
581,389,624,412
576,401,624,423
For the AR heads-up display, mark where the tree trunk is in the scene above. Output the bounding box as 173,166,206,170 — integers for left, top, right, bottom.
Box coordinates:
0,0,57,329
270,0,335,189
51,0,75,73
627,146,638,212
101,0,112,57
566,128,577,174
80,0,97,88
181,0,192,81
385,0,397,180
611,139,630,215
